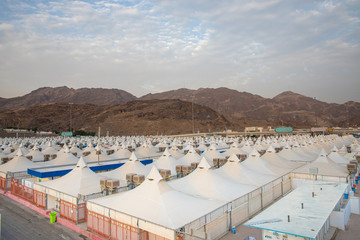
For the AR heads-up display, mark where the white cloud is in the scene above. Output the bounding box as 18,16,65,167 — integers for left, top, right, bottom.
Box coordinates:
0,0,359,103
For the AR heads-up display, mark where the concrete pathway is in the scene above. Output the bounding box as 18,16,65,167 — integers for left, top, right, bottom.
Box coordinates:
0,193,88,240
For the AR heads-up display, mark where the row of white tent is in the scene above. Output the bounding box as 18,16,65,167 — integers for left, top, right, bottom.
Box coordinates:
0,134,357,239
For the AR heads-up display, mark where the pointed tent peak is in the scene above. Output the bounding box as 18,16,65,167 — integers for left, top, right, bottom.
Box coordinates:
63,145,70,153
331,145,339,152
228,153,240,163
170,144,179,151
146,165,163,182
16,148,26,157
188,145,195,153
319,149,327,157
249,148,260,157
230,142,238,148
129,151,138,161
76,156,88,168
339,145,347,152
95,144,101,151
283,143,291,150
162,148,171,157
198,157,211,170
209,143,217,151
266,145,276,153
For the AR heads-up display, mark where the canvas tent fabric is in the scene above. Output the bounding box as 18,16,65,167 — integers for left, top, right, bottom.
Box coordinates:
241,149,283,176
293,149,348,178
261,146,303,170
88,166,223,231
177,146,201,165
214,153,274,187
0,149,43,174
35,156,103,197
168,157,255,202
45,147,79,166
99,152,151,186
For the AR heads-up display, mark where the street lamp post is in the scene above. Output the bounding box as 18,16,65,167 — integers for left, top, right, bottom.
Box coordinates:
69,103,73,132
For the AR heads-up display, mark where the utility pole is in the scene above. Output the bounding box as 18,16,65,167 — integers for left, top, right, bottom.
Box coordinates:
69,103,73,132
191,95,195,134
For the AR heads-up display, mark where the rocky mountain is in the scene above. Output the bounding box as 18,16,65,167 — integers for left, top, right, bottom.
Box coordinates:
0,86,137,109
0,100,239,136
141,88,360,127
0,86,359,130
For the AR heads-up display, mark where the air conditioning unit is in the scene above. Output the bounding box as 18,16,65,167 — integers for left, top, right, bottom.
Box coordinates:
106,179,120,189
133,175,145,183
27,156,33,160
213,158,220,166
176,165,183,173
50,154,57,159
44,155,50,161
219,158,227,165
159,147,166,152
191,162,199,169
159,169,171,178
126,173,136,182
100,178,108,188
239,154,247,160
83,151,90,156
181,166,192,173
106,150,114,155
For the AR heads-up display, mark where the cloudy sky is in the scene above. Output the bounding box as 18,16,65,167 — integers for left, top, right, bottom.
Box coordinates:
0,0,359,103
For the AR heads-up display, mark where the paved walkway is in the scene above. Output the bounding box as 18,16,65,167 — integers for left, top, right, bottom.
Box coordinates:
0,193,88,240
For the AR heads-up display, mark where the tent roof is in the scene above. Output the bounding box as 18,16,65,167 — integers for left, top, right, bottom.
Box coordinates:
36,156,103,197
168,157,255,202
89,166,223,230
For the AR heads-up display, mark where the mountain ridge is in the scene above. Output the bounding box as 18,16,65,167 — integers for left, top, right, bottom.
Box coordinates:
0,86,359,128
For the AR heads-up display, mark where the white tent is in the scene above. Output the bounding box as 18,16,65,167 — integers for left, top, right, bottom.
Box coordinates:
168,157,255,202
278,144,312,162
109,145,132,160
0,149,43,176
134,142,160,159
261,146,303,170
293,149,348,178
88,166,223,238
201,143,225,166
222,142,248,159
35,156,103,197
241,149,282,176
45,146,79,166
214,153,274,187
42,142,59,156
168,145,185,159
153,148,179,176
26,145,45,162
177,146,201,166
99,152,151,186
328,146,350,165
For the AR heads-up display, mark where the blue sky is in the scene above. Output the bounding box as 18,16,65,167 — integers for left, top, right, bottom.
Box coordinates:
0,0,359,103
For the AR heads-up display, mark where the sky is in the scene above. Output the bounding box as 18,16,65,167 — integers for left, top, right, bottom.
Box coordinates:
0,0,359,103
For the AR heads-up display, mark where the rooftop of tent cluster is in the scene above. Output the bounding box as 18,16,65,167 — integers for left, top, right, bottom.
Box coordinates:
243,182,349,239
28,159,153,178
